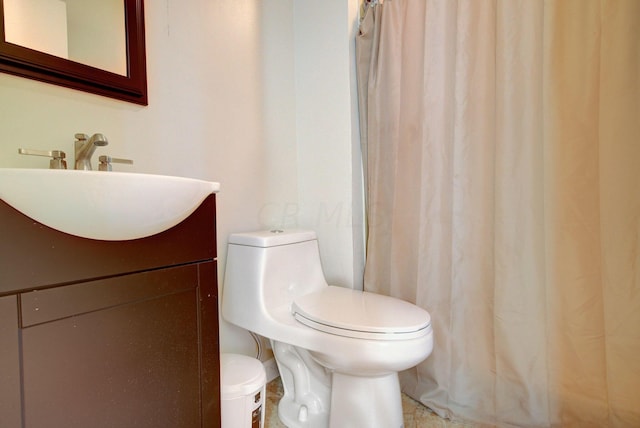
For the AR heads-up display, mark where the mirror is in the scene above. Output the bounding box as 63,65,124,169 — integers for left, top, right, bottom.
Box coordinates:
0,0,147,105
4,0,127,76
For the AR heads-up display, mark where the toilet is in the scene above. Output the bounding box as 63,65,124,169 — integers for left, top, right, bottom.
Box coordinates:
222,230,433,428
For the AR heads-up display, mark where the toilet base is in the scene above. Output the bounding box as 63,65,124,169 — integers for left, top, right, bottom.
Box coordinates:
273,341,330,428
278,371,404,428
278,394,329,428
330,372,403,428
273,341,404,428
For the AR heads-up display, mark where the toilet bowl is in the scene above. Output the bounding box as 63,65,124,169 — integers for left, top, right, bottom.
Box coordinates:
222,230,433,428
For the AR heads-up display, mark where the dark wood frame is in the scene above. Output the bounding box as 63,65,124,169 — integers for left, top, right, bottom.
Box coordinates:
0,0,148,105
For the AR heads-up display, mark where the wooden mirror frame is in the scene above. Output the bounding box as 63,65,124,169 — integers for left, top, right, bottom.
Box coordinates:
0,0,147,105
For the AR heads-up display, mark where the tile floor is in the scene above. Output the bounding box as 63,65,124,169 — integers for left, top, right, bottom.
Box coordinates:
264,377,477,427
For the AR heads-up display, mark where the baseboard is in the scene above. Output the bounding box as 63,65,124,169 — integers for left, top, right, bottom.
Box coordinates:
263,357,279,383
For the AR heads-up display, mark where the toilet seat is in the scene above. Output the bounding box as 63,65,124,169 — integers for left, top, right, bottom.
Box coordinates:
292,286,431,341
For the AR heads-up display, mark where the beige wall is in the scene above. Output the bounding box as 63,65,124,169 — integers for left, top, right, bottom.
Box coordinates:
0,0,363,355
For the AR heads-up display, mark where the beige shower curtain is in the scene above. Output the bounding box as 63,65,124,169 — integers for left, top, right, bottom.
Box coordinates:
357,1,639,426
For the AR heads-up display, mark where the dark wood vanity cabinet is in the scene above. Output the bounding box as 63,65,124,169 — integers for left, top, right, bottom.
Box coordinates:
0,195,220,428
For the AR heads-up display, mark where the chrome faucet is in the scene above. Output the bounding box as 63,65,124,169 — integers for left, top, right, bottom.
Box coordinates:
74,133,108,170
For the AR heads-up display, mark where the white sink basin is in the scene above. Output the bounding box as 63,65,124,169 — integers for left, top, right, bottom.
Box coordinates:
0,169,220,240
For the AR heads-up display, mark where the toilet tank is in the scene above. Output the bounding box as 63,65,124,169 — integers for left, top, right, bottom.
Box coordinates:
222,230,328,334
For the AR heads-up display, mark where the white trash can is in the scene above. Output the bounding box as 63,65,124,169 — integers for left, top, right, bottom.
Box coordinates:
221,353,267,428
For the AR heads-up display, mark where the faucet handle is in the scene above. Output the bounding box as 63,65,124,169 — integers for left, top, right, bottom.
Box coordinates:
98,155,133,171
18,148,67,169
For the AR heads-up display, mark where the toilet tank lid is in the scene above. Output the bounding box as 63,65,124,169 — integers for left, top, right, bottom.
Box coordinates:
228,229,317,247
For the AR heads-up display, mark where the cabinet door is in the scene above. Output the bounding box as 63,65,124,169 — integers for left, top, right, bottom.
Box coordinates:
0,295,21,428
20,265,203,428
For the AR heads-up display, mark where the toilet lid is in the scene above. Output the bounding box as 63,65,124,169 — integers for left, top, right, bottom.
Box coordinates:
291,286,431,341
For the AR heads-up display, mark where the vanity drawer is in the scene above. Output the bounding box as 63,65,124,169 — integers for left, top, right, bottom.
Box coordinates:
20,264,198,327
0,195,216,295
